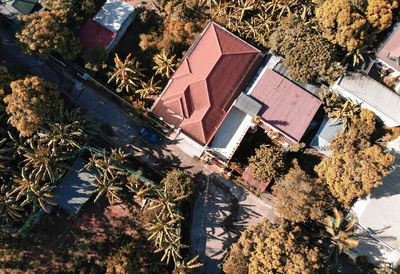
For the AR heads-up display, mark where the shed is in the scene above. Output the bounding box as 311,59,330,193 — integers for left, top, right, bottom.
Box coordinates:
93,0,135,33
79,19,116,55
310,117,343,157
52,158,96,215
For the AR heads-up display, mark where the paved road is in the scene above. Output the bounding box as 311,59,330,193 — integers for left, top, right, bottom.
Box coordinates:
0,29,279,272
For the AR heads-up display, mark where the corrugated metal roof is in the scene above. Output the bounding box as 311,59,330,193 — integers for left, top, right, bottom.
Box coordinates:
335,72,400,126
152,21,261,145
52,158,96,215
233,93,262,117
11,0,38,15
377,24,400,72
310,117,343,157
249,69,322,142
93,0,135,33
79,19,116,55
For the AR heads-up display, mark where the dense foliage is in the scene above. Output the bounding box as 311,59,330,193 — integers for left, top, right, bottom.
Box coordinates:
269,17,343,83
273,160,329,223
16,10,82,60
223,218,322,273
315,109,395,207
248,145,285,182
4,76,63,137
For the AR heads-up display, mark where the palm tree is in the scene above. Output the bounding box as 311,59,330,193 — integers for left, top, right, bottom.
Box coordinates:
153,49,176,79
173,255,204,273
135,76,162,99
233,0,257,22
89,170,122,205
0,183,24,222
108,53,144,93
10,168,56,212
38,106,96,151
322,208,359,263
23,139,72,183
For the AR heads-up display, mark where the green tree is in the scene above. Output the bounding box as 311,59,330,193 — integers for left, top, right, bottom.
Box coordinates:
4,76,63,137
248,145,285,182
273,160,329,223
106,242,150,274
16,10,82,60
223,218,322,273
366,0,397,32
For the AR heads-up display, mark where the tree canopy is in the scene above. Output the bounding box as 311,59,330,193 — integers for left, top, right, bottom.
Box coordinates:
273,160,329,223
160,169,194,201
16,10,82,60
269,17,343,83
315,109,394,207
315,0,397,53
223,218,322,273
248,145,285,182
4,76,63,136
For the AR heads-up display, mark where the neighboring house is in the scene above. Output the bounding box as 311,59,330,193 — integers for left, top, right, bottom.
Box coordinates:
0,0,43,32
246,67,322,144
310,117,343,157
151,21,263,157
350,137,400,268
79,0,136,54
376,23,400,74
333,72,400,127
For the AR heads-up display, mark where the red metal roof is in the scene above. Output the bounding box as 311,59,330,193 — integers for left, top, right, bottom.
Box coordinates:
377,25,400,71
79,19,116,55
250,69,321,142
242,165,270,192
152,21,261,145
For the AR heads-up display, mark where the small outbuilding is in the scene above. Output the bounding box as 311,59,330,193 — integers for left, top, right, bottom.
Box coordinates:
52,157,96,216
310,117,343,157
79,0,136,54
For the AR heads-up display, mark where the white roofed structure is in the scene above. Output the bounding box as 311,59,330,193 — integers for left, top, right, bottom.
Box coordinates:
93,0,135,33
333,72,400,127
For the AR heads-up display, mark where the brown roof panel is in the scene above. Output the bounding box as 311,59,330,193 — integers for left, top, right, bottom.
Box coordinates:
377,25,400,71
152,21,261,145
250,69,321,142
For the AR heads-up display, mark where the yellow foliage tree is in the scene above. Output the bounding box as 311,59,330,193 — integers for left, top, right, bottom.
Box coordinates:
315,109,394,207
16,10,82,60
273,160,329,223
223,218,322,273
248,145,285,182
366,0,397,32
4,77,63,136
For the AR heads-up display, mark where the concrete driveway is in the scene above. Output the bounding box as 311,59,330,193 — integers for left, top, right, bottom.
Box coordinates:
190,174,278,273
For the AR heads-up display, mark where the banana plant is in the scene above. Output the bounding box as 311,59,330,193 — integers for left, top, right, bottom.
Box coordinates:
0,183,24,222
89,170,122,205
108,53,144,93
173,255,204,273
322,208,359,264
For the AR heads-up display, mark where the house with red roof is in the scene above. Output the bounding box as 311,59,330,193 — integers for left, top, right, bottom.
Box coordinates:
152,21,321,162
376,23,400,74
79,0,136,55
151,21,263,157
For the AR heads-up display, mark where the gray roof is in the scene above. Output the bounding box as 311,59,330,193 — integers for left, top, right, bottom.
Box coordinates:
52,157,96,215
335,72,400,126
93,0,135,33
11,0,39,15
310,117,343,157
233,93,262,117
